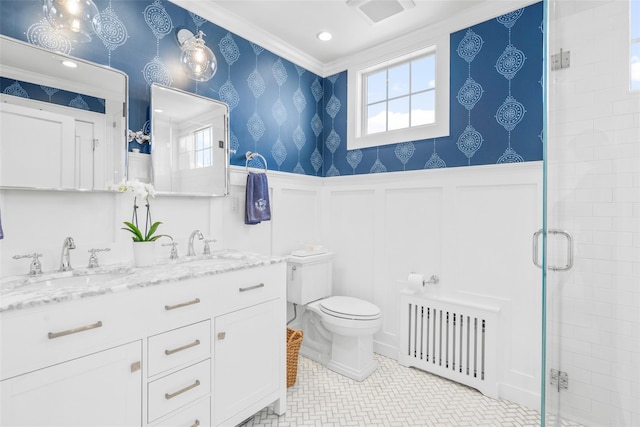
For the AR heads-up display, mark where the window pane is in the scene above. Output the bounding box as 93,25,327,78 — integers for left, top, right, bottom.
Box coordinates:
367,71,386,104
412,55,435,92
388,96,409,131
632,41,640,91
411,91,435,126
388,63,410,98
367,102,387,134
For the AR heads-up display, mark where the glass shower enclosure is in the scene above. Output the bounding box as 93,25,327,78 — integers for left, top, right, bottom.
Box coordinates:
542,0,640,426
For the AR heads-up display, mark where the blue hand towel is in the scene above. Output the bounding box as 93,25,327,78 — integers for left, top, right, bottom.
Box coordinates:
245,172,271,225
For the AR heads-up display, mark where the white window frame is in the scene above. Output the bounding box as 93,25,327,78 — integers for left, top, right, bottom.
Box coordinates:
631,0,640,92
347,34,450,150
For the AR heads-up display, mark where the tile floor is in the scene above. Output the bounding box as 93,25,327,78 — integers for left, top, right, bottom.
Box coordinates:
240,354,559,426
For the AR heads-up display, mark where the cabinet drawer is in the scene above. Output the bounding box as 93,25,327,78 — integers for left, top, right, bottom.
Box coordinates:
153,397,210,427
148,359,210,423
214,265,285,315
0,293,141,380
148,320,211,378
147,282,212,335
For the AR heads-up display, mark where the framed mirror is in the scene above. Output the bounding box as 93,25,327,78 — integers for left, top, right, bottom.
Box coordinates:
0,35,128,191
149,84,229,197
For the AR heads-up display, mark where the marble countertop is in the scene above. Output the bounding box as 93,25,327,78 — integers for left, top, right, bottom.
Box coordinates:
0,250,285,313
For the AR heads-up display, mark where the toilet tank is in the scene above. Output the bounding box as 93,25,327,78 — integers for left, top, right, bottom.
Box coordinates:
286,252,333,305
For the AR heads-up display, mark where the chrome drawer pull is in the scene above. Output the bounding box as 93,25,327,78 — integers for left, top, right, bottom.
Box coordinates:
165,380,200,400
239,283,264,292
191,421,200,427
165,339,201,356
164,298,200,311
48,321,103,339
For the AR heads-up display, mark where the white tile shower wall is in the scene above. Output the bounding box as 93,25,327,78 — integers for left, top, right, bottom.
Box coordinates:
547,1,640,426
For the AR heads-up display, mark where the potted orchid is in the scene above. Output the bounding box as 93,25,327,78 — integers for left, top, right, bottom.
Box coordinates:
110,179,167,266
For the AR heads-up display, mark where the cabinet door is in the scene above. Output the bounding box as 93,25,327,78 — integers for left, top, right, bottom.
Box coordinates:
214,299,281,424
1,341,142,427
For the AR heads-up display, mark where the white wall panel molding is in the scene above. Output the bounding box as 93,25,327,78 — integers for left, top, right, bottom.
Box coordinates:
321,162,543,410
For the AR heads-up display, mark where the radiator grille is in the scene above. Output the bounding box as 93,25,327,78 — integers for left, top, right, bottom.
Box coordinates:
399,294,499,398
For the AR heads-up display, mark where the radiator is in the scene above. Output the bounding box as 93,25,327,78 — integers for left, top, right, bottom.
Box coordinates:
398,292,500,398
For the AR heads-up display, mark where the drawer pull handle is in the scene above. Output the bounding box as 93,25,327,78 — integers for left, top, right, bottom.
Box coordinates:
48,321,103,339
191,421,200,427
165,339,201,356
165,380,200,400
239,283,264,292
164,298,200,311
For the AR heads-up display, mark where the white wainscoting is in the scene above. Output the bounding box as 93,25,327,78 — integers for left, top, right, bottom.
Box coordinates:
224,162,543,409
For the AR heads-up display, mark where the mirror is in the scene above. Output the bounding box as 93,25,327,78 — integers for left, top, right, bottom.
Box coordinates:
0,35,127,191
149,84,229,197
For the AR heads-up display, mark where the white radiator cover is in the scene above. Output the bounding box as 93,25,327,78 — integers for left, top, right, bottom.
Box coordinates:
399,291,500,398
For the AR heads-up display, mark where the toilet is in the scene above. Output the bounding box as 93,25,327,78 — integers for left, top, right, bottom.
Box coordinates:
287,252,382,381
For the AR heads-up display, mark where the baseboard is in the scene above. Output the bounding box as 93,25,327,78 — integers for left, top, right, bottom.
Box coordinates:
373,341,398,360
499,382,541,411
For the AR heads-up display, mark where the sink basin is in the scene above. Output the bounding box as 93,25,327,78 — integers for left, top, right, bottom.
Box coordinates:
27,272,131,288
179,257,242,268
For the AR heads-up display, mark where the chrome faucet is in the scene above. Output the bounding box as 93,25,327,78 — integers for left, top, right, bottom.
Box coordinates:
59,236,76,271
187,230,204,256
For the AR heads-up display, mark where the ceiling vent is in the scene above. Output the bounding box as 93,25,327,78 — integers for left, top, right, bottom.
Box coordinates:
347,0,415,24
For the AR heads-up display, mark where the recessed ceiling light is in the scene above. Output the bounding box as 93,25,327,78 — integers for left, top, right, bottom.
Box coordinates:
61,60,78,68
317,31,332,41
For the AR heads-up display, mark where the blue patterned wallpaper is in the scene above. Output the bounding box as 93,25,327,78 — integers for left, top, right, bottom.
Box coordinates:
325,2,543,175
0,77,106,113
0,0,542,176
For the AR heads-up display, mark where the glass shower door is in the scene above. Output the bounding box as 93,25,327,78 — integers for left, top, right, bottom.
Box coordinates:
542,0,640,426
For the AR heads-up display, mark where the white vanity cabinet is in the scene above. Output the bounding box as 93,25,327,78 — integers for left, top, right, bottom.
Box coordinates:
0,260,287,427
213,268,287,426
1,341,143,427
0,290,145,427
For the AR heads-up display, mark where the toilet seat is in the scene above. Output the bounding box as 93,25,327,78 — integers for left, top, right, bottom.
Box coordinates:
319,296,381,321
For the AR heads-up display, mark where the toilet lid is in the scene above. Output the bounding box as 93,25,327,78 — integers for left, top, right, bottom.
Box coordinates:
319,296,381,320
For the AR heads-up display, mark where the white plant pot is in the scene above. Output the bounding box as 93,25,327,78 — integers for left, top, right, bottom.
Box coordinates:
132,241,155,267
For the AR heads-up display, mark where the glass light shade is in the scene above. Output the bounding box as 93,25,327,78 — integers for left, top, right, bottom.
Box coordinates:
180,34,217,82
42,0,101,42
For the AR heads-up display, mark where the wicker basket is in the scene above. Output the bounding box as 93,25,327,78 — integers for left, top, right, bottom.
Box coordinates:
286,327,304,387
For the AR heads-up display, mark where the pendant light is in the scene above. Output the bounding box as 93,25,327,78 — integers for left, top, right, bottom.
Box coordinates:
42,0,101,42
177,29,217,82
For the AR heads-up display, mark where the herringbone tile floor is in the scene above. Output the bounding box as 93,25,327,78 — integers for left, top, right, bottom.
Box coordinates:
240,354,581,427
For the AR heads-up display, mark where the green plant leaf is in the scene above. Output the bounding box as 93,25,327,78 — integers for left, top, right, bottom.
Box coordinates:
145,221,162,241
122,221,144,241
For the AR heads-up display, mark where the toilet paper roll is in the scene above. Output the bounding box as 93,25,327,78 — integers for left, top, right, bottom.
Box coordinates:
407,273,425,291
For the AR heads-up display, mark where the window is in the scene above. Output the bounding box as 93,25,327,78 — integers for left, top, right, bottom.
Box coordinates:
631,0,640,91
347,35,450,149
178,126,213,170
365,54,435,134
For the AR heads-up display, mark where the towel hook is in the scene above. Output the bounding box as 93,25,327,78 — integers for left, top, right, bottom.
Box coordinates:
245,151,268,173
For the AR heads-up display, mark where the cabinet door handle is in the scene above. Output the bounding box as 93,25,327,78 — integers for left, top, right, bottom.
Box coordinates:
239,283,264,292
165,380,200,400
191,421,200,427
164,298,200,311
217,332,226,340
48,321,103,339
165,339,201,356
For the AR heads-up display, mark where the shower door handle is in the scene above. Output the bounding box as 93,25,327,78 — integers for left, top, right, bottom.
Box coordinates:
532,229,574,271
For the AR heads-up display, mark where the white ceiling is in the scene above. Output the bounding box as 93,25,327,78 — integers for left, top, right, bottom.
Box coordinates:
171,0,534,76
